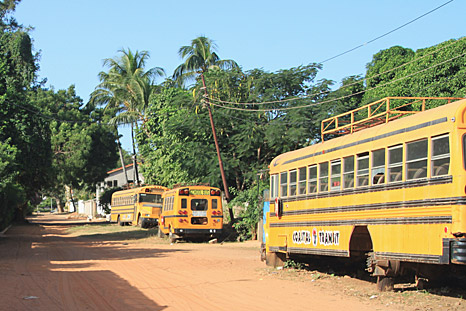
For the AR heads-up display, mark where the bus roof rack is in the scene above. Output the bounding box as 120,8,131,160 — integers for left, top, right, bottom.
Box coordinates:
321,97,465,141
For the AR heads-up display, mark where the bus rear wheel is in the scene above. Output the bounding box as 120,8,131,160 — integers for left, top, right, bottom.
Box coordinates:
117,216,125,226
169,227,178,243
157,226,165,238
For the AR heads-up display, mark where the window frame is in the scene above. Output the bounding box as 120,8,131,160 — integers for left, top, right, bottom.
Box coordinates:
356,152,369,187
280,172,288,197
406,138,428,180
371,148,386,185
308,165,318,193
289,169,297,196
431,134,450,177
343,155,355,189
319,162,329,192
298,167,307,195
330,160,341,191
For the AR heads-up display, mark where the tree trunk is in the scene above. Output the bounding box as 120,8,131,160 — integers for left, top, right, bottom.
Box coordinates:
56,198,64,213
116,130,129,186
131,123,140,187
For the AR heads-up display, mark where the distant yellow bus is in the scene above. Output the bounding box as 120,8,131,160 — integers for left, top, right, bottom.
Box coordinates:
111,185,167,228
158,185,223,242
263,97,466,290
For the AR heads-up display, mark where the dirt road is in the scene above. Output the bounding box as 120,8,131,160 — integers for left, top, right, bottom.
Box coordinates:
0,214,463,310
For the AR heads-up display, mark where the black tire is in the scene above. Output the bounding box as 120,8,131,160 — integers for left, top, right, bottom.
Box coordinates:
117,216,124,226
157,226,165,238
377,276,394,292
138,215,146,228
169,227,177,243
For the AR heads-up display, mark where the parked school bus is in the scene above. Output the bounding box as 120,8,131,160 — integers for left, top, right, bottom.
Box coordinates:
110,185,167,228
263,97,466,290
159,185,223,242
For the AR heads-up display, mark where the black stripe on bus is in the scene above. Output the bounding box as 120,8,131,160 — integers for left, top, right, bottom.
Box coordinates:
269,216,452,228
275,196,466,217
284,247,349,257
281,117,448,166
273,175,452,203
163,215,188,218
111,208,134,213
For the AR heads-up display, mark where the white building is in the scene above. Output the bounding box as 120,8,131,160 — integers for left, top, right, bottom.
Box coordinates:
95,163,145,215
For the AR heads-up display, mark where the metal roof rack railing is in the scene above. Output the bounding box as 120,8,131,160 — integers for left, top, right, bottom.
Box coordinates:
321,97,464,141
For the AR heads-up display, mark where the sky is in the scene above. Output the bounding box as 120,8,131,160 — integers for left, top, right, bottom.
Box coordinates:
13,0,465,153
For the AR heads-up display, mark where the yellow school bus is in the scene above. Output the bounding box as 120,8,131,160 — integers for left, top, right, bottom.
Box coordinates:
158,185,223,242
110,185,167,228
264,97,466,290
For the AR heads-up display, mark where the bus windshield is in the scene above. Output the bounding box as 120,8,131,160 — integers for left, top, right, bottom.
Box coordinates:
139,193,162,204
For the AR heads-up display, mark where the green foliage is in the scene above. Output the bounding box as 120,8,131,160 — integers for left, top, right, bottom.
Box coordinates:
228,180,267,240
31,86,119,207
284,259,305,270
364,38,466,107
0,26,51,222
98,187,122,214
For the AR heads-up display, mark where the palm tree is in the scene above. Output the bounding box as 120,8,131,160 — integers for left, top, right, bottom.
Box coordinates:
91,48,165,186
173,36,238,220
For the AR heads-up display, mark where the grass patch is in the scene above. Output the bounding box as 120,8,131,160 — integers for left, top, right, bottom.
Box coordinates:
66,223,168,244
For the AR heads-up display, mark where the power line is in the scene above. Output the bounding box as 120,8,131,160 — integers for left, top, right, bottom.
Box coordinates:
319,0,454,64
208,50,466,112
7,101,101,125
209,36,465,106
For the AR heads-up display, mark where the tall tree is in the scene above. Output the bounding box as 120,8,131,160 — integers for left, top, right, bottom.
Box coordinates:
0,9,52,224
91,48,165,186
32,86,119,212
173,36,238,214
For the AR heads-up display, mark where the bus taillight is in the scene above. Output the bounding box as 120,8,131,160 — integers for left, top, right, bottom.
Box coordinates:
179,188,189,196
210,189,221,196
178,210,188,215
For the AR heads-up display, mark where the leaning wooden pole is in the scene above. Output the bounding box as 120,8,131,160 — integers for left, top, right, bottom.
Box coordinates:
200,74,234,221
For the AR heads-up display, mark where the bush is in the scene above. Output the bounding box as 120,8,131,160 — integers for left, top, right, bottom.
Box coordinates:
228,181,267,241
98,187,122,214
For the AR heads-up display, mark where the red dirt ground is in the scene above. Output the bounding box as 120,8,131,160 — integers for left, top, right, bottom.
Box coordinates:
0,213,464,310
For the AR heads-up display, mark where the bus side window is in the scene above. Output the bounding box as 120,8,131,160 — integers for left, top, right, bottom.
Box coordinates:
388,145,403,182
343,156,354,188
298,167,307,195
431,135,449,176
280,172,288,197
212,199,217,209
330,160,341,191
372,149,385,185
289,170,297,196
181,198,187,209
406,139,428,180
357,152,369,187
319,162,329,192
308,165,317,193
270,174,278,199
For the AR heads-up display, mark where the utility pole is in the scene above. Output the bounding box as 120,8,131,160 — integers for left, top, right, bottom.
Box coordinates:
200,74,234,221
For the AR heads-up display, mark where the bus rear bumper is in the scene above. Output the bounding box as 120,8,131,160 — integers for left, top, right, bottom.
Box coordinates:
173,228,222,235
